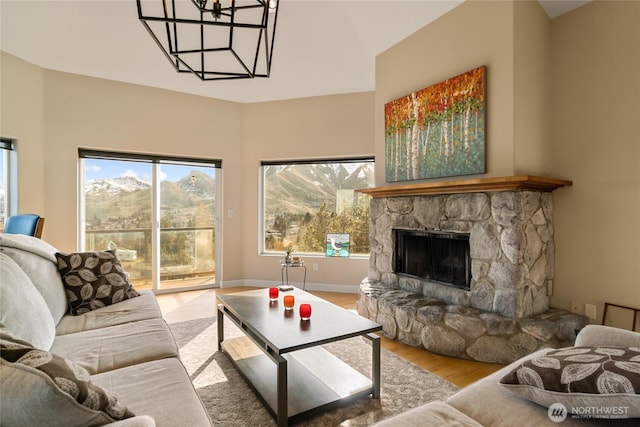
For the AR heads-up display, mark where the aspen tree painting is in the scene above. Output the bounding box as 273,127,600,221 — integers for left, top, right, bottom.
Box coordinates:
384,66,486,182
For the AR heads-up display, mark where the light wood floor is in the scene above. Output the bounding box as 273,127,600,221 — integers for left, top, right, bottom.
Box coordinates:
156,287,504,388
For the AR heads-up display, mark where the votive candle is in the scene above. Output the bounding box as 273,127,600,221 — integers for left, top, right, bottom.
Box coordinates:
284,295,295,310
299,303,312,320
269,287,279,301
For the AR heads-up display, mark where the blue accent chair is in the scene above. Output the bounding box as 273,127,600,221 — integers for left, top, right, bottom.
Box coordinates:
3,214,45,238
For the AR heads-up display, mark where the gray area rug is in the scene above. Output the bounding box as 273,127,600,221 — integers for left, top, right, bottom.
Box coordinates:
169,317,459,426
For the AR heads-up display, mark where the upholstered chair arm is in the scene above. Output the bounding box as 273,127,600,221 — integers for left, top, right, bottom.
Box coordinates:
574,324,640,347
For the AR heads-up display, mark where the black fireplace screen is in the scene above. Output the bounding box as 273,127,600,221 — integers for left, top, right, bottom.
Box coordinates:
394,229,471,290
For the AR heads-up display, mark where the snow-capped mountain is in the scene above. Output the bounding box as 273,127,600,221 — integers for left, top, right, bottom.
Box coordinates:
85,177,151,195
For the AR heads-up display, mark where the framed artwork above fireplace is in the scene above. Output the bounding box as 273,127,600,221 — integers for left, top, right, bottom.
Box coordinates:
384,66,487,182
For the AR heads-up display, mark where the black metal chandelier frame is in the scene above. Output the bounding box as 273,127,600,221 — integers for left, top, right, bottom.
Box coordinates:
136,0,280,81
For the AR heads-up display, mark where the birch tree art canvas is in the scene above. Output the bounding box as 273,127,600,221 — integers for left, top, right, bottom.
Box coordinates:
385,66,486,182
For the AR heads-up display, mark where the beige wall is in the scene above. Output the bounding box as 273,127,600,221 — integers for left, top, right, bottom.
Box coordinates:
375,0,640,322
549,1,640,324
0,54,47,217
0,51,373,289
513,0,552,175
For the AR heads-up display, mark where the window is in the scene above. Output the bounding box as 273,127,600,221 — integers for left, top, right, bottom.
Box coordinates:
79,149,221,292
0,138,16,229
261,157,374,256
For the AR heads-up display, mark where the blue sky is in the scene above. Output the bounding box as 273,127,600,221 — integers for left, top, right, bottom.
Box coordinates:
85,159,215,182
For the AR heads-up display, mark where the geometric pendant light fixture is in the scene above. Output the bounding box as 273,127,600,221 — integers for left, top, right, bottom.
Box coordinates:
136,0,279,80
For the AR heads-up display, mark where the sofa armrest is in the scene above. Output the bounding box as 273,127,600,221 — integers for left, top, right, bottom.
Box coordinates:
104,415,156,427
371,401,483,427
575,324,640,347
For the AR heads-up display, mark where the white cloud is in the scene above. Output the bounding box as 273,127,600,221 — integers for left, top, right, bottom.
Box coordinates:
86,165,101,173
121,169,138,178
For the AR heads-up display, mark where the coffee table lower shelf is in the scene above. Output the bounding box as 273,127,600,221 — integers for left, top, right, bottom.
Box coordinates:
221,336,375,424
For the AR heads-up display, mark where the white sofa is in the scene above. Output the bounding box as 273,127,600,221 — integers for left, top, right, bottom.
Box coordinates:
374,324,640,426
0,234,212,427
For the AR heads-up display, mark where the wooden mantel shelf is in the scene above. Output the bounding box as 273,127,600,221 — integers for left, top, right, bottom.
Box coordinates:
357,175,572,198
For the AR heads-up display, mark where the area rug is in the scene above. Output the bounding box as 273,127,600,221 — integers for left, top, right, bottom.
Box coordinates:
169,317,459,426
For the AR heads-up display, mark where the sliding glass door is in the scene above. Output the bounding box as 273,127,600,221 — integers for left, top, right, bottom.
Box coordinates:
80,151,221,292
157,163,217,290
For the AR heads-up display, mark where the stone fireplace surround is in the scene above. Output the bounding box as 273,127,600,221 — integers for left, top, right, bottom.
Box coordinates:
356,176,588,364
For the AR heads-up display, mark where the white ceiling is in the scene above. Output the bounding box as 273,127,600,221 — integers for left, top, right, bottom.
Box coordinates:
0,0,591,104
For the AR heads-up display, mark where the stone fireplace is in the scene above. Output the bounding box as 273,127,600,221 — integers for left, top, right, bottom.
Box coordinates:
356,176,588,363
376,190,555,318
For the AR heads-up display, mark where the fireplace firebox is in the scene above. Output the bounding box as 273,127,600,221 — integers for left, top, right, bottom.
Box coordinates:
393,229,471,290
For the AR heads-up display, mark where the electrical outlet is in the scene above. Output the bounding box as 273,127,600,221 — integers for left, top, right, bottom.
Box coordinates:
312,263,318,271
570,301,582,314
585,304,597,320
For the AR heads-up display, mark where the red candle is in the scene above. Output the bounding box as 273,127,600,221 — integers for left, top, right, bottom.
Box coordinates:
269,287,279,301
299,303,312,320
284,295,295,310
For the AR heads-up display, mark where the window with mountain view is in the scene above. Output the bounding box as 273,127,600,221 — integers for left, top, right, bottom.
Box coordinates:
80,150,221,292
262,158,374,256
0,138,16,229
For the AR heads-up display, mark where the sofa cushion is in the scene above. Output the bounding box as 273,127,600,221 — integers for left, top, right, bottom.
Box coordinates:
0,333,135,426
500,346,640,418
0,233,68,324
92,358,213,427
55,250,139,315
0,253,56,350
56,290,162,336
51,318,178,375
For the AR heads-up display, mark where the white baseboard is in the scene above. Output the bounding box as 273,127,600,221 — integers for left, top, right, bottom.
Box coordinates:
220,279,358,294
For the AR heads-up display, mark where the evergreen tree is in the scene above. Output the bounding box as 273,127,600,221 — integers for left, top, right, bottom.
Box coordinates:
299,202,370,254
299,203,333,252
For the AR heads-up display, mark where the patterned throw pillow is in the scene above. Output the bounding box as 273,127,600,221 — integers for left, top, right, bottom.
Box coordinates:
0,337,135,422
500,346,640,418
55,250,139,315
